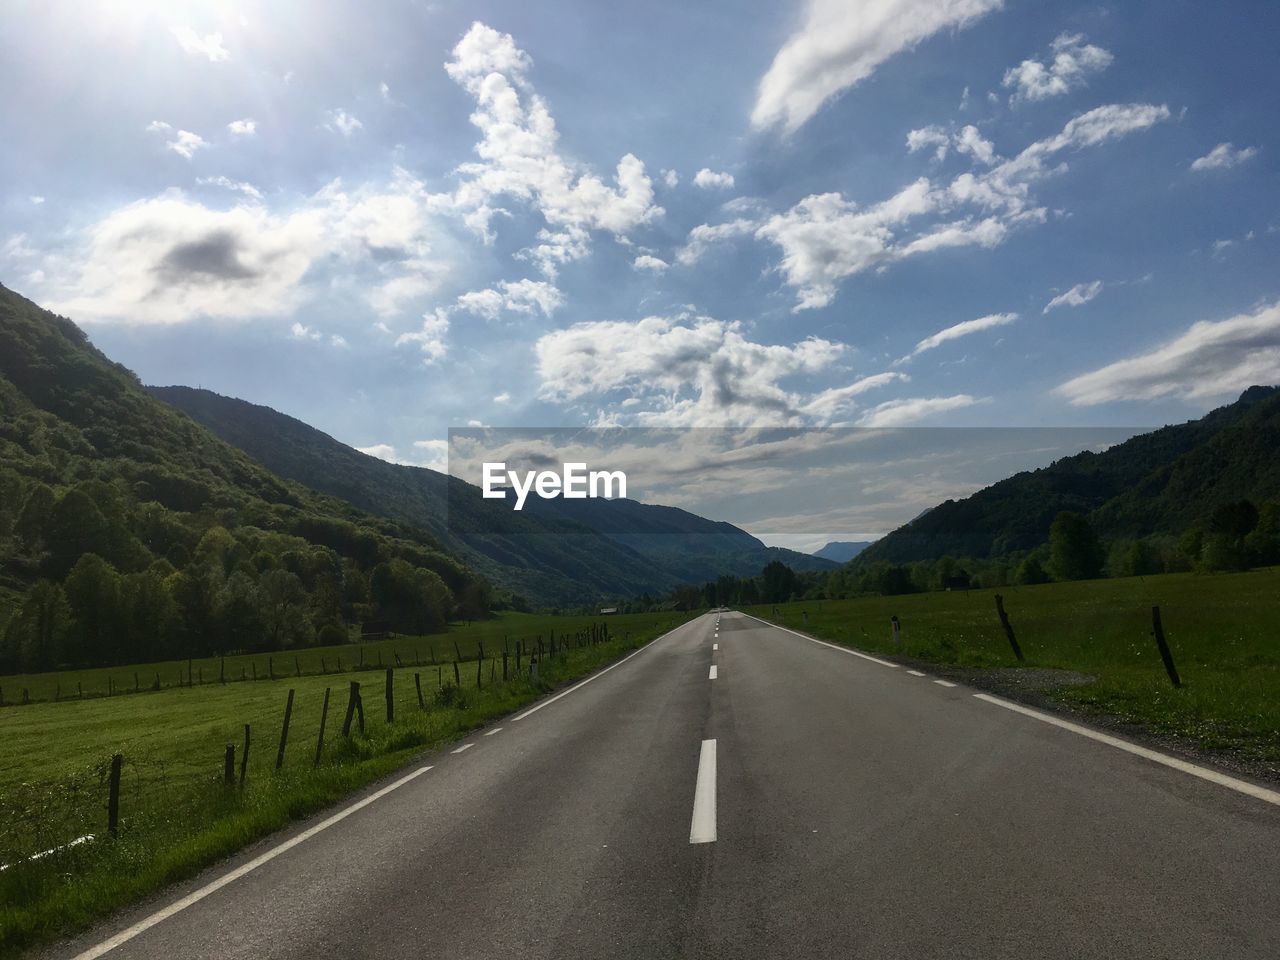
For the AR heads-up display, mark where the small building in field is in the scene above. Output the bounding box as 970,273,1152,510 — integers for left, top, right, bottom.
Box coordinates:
599,607,618,615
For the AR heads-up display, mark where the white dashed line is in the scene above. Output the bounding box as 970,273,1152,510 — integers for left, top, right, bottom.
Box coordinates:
713,643,718,650
483,727,503,736
709,664,718,680
69,765,434,960
907,670,926,677
451,743,474,754
973,693,1280,808
933,680,957,688
689,739,717,844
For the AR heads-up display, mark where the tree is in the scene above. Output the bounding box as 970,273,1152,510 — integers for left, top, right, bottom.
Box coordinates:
760,561,798,604
63,554,123,665
1048,512,1103,581
1016,555,1050,585
1,581,73,671
258,569,312,650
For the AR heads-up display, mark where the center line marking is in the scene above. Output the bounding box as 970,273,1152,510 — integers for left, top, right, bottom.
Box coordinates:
709,664,718,680
933,680,957,688
713,643,718,650
689,739,717,844
907,670,926,677
451,743,474,754
483,728,503,736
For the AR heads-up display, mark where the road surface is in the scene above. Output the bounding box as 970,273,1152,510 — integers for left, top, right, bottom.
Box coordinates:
46,612,1280,959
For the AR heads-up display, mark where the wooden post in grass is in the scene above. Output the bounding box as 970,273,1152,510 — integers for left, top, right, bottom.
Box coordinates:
476,657,482,689
107,753,122,837
341,681,360,736
315,688,331,766
187,658,193,687
240,724,250,786
220,658,225,684
135,672,139,693
355,687,365,735
502,651,508,681
385,667,395,723
450,659,459,687
414,673,424,709
890,616,901,647
295,656,301,678
276,689,295,770
252,662,257,681
269,657,274,680
321,657,327,673
994,595,1024,662
1151,606,1181,688
223,744,235,785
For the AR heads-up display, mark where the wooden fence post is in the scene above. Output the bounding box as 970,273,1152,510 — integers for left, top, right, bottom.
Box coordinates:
240,724,250,786
342,681,360,736
355,686,365,735
414,673,424,709
994,595,1024,662
453,660,461,688
1151,606,1182,688
107,753,122,837
223,744,235,785
385,667,395,723
275,689,295,770
315,688,331,765
502,651,508,681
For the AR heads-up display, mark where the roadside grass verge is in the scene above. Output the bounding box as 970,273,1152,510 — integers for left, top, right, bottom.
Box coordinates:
744,568,1280,766
0,610,694,957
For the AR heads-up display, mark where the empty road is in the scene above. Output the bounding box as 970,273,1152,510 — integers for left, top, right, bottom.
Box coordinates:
47,612,1280,959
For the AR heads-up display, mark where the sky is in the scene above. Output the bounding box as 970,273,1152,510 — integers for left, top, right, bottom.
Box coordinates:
3,0,1278,545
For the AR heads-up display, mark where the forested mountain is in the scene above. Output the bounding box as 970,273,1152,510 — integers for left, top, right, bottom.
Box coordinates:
0,284,487,672
813,541,873,563
149,386,832,594
857,386,1280,565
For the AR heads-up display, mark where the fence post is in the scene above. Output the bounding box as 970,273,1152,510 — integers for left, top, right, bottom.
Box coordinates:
107,753,122,837
476,657,482,689
453,660,461,688
275,689,295,770
240,724,250,786
223,743,235,785
1151,606,1182,688
342,681,360,736
315,688,331,765
355,686,365,735
385,667,395,723
414,673,424,709
502,651,508,681
994,594,1024,662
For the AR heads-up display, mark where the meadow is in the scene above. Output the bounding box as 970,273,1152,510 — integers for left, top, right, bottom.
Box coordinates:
0,609,693,956
747,568,1280,764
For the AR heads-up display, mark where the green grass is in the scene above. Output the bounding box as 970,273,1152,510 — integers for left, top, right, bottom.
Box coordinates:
0,610,694,958
746,568,1280,764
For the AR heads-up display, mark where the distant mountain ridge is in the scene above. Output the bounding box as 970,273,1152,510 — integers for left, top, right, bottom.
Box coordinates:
813,541,873,563
856,386,1280,565
149,387,833,602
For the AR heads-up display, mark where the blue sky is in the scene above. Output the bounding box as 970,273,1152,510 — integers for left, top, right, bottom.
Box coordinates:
3,0,1278,509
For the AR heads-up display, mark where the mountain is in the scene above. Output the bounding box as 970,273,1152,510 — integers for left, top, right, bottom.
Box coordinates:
0,283,487,671
149,387,833,598
813,541,874,563
856,386,1280,564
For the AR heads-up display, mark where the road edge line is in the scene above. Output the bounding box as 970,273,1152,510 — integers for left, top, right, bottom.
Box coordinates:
737,612,899,668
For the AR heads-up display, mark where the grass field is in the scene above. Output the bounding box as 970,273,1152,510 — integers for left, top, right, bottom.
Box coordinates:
0,609,694,957
746,568,1280,765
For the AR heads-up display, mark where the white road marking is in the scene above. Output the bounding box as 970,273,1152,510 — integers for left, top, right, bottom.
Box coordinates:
483,727,503,736
689,739,717,844
907,670,926,677
933,680,957,688
512,617,698,722
973,693,1280,808
709,665,718,680
451,743,474,754
713,643,718,650
738,613,899,668
70,766,434,960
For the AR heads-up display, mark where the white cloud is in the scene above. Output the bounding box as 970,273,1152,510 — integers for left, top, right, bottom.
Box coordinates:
493,392,511,404
535,313,904,426
396,309,450,363
433,23,661,272
1003,33,1112,102
693,168,735,189
907,125,950,161
633,254,668,272
751,0,1004,134
227,118,257,136
197,176,262,200
145,120,171,133
357,443,402,462
380,81,391,101
1043,280,1103,313
171,26,229,62
954,125,996,165
290,321,321,341
675,218,757,266
1056,301,1280,405
856,394,982,426
663,169,679,188
147,122,207,159
325,110,363,137
898,311,1017,362
30,195,45,205
412,439,449,471
454,278,563,319
1190,142,1259,172
907,124,996,165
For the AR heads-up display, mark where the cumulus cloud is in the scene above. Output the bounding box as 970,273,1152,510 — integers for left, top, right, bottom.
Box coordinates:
898,311,1017,362
227,118,257,136
907,124,996,165
325,109,363,136
49,172,450,324
689,102,1168,309
147,122,207,159
632,254,668,272
1003,33,1112,102
454,278,563,319
433,23,661,274
1057,301,1280,405
197,176,262,200
171,26,229,62
693,168,735,189
396,309,450,363
907,125,950,161
663,169,679,188
1043,280,1103,313
856,394,982,426
752,0,1004,134
534,313,907,427
1190,142,1259,172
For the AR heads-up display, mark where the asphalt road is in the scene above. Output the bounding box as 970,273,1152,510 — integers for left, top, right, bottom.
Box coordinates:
47,612,1280,959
